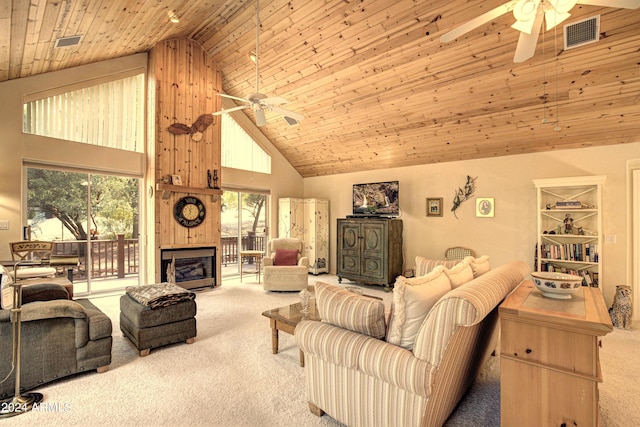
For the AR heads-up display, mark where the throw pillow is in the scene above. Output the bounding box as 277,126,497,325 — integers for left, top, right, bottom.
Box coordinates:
273,249,298,266
315,281,386,339
21,283,69,305
443,260,474,289
386,267,452,350
464,255,491,277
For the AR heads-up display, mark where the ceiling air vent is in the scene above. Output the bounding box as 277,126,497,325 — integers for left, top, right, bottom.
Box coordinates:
564,15,600,50
54,35,82,48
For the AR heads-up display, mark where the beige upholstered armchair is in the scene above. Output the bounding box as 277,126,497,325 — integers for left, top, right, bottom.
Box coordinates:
262,238,309,291
295,261,530,427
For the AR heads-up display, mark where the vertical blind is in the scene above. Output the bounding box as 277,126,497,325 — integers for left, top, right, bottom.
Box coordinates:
23,74,145,153
221,113,271,174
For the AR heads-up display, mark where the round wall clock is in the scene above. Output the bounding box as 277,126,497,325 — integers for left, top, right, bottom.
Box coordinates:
174,196,206,228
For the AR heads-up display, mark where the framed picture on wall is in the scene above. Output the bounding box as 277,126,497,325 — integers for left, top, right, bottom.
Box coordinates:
426,197,443,217
171,175,183,186
476,197,495,217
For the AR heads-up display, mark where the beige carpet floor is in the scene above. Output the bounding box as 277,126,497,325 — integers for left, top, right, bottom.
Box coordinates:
5,275,639,426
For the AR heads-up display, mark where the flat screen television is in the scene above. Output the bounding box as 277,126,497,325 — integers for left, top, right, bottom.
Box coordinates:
352,181,399,217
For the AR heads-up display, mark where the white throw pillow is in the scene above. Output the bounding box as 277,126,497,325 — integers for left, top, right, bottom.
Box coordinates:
443,260,474,289
386,266,451,350
464,255,491,277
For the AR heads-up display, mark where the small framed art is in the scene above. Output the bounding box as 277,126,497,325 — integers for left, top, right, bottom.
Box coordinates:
426,197,443,217
171,174,183,186
476,197,494,217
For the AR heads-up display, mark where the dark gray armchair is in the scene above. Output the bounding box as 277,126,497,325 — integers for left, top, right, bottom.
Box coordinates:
0,285,112,398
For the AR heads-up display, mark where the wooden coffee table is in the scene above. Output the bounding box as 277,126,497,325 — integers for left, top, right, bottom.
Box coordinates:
262,300,319,367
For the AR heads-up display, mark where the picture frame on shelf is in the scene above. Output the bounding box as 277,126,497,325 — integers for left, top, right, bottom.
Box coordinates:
171,174,183,186
476,197,494,217
426,197,443,217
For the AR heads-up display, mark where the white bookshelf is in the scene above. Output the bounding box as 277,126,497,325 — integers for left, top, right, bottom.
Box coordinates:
533,176,605,287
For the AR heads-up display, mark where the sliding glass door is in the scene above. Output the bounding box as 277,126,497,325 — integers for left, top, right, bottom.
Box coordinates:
25,167,140,294
220,190,268,279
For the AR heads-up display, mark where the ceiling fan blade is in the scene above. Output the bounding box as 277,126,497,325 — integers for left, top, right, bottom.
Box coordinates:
440,1,518,43
271,106,304,122
254,109,267,127
577,0,640,8
211,105,249,116
261,96,288,105
283,116,300,126
219,93,250,103
513,12,544,63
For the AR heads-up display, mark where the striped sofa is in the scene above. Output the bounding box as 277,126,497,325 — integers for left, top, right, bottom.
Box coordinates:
295,260,530,427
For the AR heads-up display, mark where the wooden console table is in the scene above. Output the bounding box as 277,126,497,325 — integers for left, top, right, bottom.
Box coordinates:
499,281,613,426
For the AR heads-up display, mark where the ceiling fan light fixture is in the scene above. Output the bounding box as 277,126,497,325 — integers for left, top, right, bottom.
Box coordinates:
513,0,541,21
254,109,267,127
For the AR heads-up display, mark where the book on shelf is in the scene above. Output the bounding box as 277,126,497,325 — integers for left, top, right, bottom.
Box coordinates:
555,200,582,209
540,243,598,263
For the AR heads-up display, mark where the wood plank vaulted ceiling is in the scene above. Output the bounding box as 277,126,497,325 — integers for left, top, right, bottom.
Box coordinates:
2,0,639,177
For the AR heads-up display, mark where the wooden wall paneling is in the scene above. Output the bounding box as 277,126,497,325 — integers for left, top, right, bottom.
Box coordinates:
151,38,223,284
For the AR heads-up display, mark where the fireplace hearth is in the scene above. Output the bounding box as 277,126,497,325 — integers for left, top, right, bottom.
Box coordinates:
161,247,216,289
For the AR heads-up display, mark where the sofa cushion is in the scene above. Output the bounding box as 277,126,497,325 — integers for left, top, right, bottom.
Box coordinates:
443,260,474,289
415,256,459,277
273,249,298,266
315,282,386,339
465,255,491,277
386,267,451,350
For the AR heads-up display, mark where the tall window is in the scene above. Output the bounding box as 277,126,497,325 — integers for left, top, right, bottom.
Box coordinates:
221,114,271,174
22,73,145,153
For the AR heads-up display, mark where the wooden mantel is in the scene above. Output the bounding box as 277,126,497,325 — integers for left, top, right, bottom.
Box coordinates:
149,38,223,285
156,183,223,201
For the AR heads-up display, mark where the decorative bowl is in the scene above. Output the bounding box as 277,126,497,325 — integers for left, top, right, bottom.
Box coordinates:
531,271,583,299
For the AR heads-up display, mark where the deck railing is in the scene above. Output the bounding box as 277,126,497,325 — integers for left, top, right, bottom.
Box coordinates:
52,234,264,278
53,234,138,280
220,235,266,266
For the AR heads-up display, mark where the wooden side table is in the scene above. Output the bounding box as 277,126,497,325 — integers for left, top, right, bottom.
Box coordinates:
499,281,613,427
239,250,264,283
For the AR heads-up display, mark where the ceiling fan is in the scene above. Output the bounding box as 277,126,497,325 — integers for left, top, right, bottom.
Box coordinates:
212,0,304,127
440,0,640,63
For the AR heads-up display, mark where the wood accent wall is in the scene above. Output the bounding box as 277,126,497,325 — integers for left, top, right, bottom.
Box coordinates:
149,38,223,285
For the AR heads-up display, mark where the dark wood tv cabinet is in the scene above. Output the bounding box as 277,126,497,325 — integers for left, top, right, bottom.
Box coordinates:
336,217,403,289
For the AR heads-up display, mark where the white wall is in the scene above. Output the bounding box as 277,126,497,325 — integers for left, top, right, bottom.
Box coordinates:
304,142,640,306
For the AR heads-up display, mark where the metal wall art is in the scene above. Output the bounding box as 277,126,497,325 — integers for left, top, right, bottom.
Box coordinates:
451,175,477,218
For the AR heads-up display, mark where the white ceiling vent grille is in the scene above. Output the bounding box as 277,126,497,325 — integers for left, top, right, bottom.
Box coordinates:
564,15,600,51
54,35,82,48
